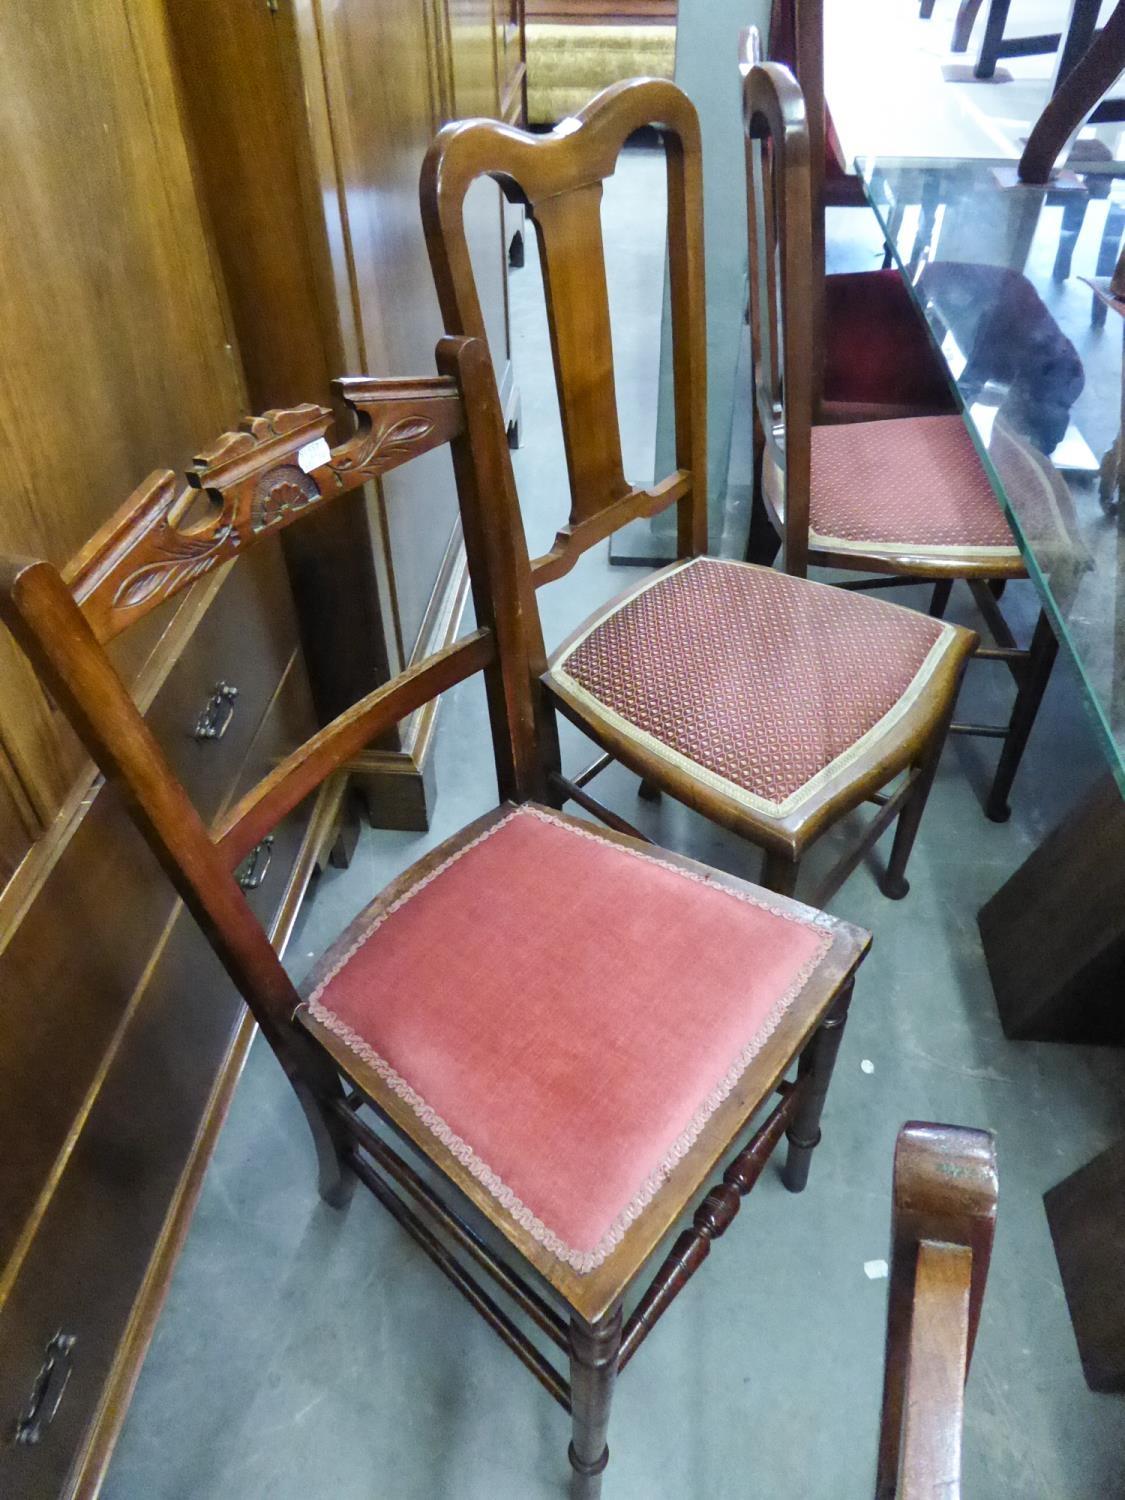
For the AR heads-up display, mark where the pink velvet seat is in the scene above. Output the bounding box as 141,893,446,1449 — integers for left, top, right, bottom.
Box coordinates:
547,556,961,821
803,414,1024,568
300,802,838,1274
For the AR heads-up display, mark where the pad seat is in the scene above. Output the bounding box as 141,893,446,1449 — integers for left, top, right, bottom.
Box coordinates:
801,414,1025,571
298,802,851,1277
546,557,965,832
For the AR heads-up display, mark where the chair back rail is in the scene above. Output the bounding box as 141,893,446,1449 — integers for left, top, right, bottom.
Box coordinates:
0,337,543,1057
743,61,817,577
421,76,708,565
876,1122,998,1500
1020,0,1125,182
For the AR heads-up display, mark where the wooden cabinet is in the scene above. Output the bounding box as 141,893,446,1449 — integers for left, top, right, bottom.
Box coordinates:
166,0,526,829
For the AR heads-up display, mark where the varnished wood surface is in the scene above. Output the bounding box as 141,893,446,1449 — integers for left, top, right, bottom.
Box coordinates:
877,1122,998,1500
1045,1136,1125,1392
1020,1,1125,182
0,0,245,867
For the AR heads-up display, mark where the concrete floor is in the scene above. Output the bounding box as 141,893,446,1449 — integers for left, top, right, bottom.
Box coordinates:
105,151,1125,1499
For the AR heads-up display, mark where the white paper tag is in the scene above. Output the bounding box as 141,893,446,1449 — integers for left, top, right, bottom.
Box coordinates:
297,437,331,474
864,1259,889,1281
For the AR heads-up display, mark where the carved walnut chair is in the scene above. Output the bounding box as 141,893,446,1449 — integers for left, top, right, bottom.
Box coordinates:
745,61,1061,824
747,0,957,426
422,78,977,904
874,1122,998,1499
0,336,872,1498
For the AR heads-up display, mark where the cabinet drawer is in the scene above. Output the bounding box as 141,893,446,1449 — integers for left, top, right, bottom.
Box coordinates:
0,548,296,1289
0,648,320,1498
146,543,296,827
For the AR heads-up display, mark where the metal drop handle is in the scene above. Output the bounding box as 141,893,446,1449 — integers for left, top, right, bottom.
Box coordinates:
237,835,274,892
14,1332,76,1445
193,681,239,741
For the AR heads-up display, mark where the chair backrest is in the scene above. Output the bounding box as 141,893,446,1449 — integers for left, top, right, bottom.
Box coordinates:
767,0,830,293
743,60,818,577
1020,0,1125,182
876,1122,998,1500
421,77,708,574
0,336,545,1074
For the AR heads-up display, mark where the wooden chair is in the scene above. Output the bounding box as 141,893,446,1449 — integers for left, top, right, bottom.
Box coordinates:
0,336,872,1497
745,60,1060,823
1020,0,1125,183
752,0,958,423
422,78,976,904
875,1122,998,1499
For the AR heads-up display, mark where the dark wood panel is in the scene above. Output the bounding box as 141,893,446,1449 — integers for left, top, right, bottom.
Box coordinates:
978,776,1125,1042
1045,1138,1125,1392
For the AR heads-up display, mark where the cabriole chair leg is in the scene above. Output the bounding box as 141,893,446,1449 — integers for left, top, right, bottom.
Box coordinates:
568,1305,623,1500
782,982,853,1193
296,1083,356,1210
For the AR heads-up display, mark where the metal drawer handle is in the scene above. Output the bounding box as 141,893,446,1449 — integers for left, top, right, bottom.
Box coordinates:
237,835,274,891
14,1332,76,1446
192,681,239,741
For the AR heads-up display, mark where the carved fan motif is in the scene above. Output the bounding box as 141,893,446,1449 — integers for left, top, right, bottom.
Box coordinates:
251,466,321,533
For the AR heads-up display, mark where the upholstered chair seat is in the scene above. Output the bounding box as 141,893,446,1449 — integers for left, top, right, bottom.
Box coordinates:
299,801,841,1274
545,557,964,827
790,413,1025,570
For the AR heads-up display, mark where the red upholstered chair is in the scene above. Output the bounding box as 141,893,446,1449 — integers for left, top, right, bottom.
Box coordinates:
0,338,872,1499
422,78,976,904
752,0,957,422
875,1123,998,1499
745,62,1060,823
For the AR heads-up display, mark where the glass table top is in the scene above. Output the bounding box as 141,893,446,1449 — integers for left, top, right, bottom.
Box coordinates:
859,155,1125,792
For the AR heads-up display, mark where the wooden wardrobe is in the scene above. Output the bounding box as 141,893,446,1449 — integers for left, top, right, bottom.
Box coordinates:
0,2,523,1495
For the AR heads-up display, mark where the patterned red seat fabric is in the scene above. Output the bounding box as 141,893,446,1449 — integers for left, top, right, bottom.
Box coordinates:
547,556,961,820
300,803,839,1273
803,413,1023,566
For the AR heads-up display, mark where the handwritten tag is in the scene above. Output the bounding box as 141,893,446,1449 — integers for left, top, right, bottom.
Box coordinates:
297,437,331,474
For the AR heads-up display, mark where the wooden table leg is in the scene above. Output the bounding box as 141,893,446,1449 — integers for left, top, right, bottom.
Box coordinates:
1045,1138,1125,1391
978,774,1125,1042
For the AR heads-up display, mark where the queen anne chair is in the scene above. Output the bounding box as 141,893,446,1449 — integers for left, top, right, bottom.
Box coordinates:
422,78,976,904
745,60,1061,823
0,335,871,1497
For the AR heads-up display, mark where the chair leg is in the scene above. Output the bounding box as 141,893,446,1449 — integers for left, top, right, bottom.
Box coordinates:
783,981,853,1193
986,609,1058,822
920,0,936,17
880,702,953,900
568,1306,623,1500
296,1083,357,1209
761,849,800,898
951,0,983,50
637,776,663,802
928,578,953,619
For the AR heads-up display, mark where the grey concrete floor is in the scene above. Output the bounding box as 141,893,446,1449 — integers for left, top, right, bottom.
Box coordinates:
106,150,1125,1500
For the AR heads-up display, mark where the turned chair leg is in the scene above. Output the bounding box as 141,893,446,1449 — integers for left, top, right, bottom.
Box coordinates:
568,1305,623,1500
761,849,800,898
782,982,853,1193
881,704,953,901
986,609,1058,823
